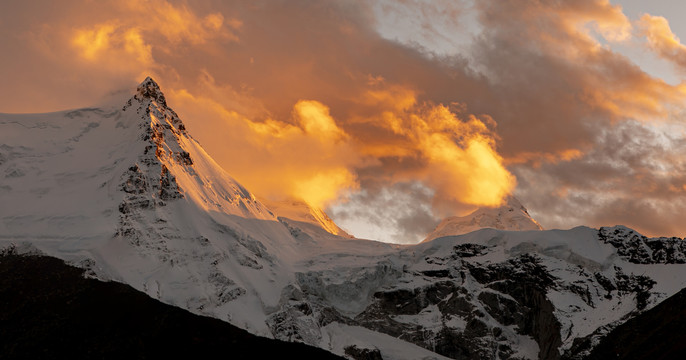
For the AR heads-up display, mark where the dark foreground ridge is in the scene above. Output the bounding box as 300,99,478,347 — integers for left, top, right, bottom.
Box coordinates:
0,252,343,360
585,286,686,360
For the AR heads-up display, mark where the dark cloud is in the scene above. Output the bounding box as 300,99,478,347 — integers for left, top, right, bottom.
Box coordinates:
329,181,438,243
514,120,686,236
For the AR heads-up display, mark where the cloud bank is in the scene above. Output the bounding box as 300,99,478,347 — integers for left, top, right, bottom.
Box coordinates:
2,0,686,242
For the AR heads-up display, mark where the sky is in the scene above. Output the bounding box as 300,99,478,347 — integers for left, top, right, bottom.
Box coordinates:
2,0,686,243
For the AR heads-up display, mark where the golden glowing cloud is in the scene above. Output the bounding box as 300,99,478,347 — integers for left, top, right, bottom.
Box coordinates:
410,107,515,208
420,135,515,206
638,14,686,71
294,100,348,141
578,0,632,42
123,29,153,64
7,0,686,240
348,85,516,211
73,23,154,65
168,75,516,213
69,0,238,72
72,24,117,60
169,84,362,209
292,169,358,209
119,0,240,44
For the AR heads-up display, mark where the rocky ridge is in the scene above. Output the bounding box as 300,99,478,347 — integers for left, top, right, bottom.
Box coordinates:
268,226,683,359
599,226,686,264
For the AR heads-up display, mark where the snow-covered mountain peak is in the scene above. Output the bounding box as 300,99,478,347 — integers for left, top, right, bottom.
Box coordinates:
1,76,299,333
136,76,167,106
133,78,278,222
0,76,278,244
125,76,183,132
423,196,543,242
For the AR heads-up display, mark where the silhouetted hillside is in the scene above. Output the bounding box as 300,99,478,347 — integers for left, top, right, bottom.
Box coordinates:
586,287,686,360
0,252,343,359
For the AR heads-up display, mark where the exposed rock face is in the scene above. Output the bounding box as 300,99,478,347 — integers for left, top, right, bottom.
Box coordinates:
353,253,563,360
115,78,188,251
467,254,562,360
345,345,384,360
136,76,169,106
265,228,679,359
599,226,686,264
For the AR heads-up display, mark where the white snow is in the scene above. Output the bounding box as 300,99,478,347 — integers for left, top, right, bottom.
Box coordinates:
3,78,686,360
423,196,543,242
321,323,453,360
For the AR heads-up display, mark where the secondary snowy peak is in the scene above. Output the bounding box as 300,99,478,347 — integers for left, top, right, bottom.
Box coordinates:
259,198,352,238
423,196,542,242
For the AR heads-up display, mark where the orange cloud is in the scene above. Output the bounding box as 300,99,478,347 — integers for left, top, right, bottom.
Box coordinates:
72,24,117,60
506,149,585,168
573,0,632,43
72,23,153,66
294,100,348,141
402,106,514,208
420,135,514,207
5,0,686,241
70,0,238,73
638,14,686,72
118,0,239,44
167,74,515,214
346,84,515,213
168,80,362,209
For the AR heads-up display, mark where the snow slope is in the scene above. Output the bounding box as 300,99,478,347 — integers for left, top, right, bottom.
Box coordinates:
2,78,685,360
1,77,298,335
260,197,353,238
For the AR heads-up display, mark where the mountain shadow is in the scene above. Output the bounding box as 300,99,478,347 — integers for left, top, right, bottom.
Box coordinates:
0,251,343,360
585,287,686,360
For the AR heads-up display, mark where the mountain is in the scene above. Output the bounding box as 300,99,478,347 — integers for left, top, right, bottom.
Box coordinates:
0,251,344,360
0,76,299,334
2,77,686,360
424,196,543,242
